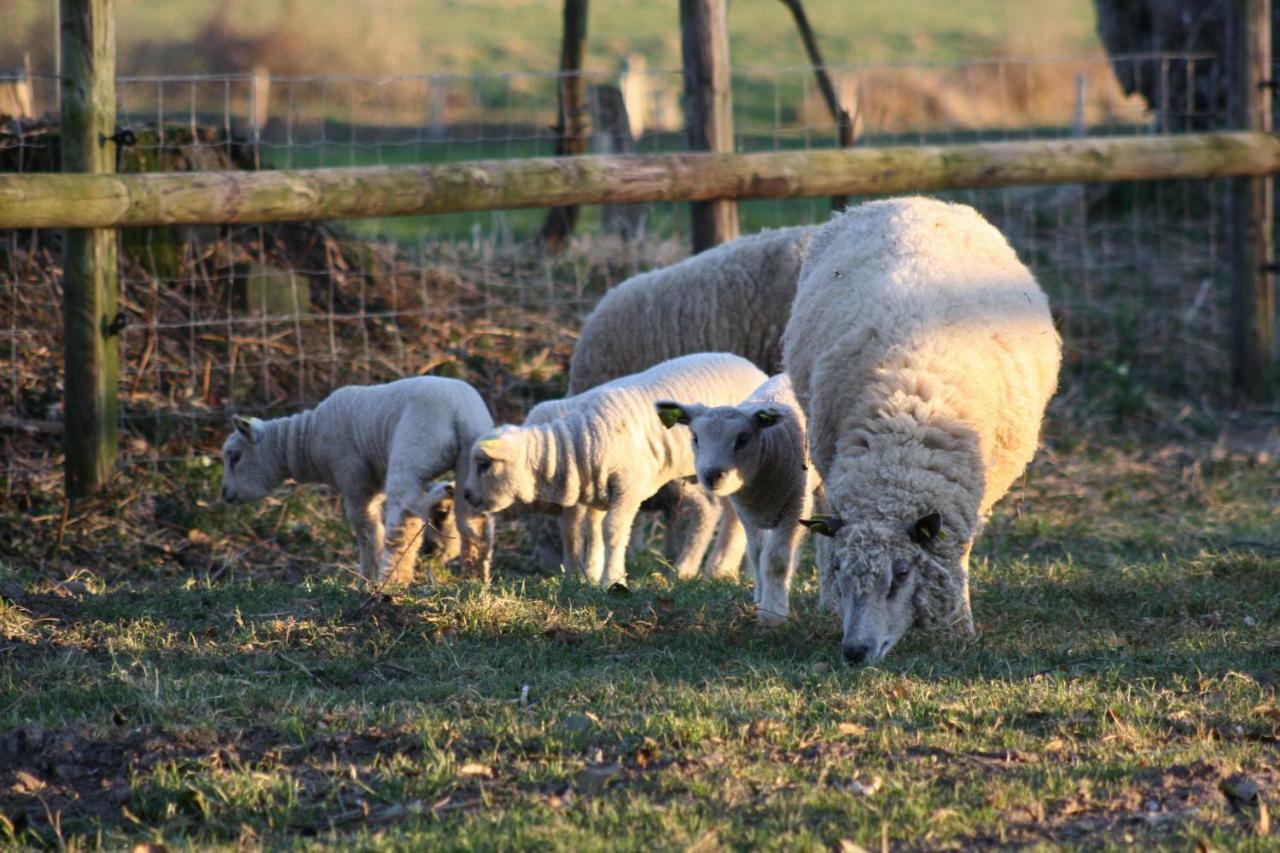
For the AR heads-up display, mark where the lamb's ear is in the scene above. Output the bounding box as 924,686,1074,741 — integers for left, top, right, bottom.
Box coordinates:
476,436,511,460
232,414,257,443
654,401,691,429
799,514,844,537
909,511,944,545
753,407,785,428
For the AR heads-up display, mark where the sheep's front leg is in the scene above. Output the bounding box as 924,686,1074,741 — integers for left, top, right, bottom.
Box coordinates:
756,525,802,627
379,498,426,587
600,497,642,589
455,496,494,584
954,540,977,636
703,498,746,581
559,505,589,579
343,494,384,584
741,525,763,606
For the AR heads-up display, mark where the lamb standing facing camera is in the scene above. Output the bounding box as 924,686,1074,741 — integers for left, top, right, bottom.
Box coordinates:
567,225,818,575
655,374,822,626
782,196,1061,665
219,376,496,585
462,353,768,589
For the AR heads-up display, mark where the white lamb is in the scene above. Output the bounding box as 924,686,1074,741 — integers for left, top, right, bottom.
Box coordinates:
567,225,818,574
219,376,496,585
782,197,1061,665
654,374,823,626
462,353,768,588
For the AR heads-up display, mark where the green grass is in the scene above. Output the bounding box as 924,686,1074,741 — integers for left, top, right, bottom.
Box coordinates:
2,421,1278,848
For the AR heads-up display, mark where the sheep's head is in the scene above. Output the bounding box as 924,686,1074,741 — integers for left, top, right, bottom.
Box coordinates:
409,480,462,561
462,426,528,513
655,400,786,496
801,507,971,665
220,415,277,503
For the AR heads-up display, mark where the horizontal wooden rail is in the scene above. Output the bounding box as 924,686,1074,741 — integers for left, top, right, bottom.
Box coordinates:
2,131,1279,229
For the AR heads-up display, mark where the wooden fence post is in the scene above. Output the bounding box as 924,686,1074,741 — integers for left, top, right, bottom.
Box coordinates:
539,0,590,252
60,0,119,499
778,0,855,211
680,0,739,253
1228,0,1275,400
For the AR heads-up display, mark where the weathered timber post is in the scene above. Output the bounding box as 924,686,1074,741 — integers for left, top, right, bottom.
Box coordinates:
60,0,119,498
539,0,590,252
1228,0,1275,400
680,0,739,253
778,0,855,211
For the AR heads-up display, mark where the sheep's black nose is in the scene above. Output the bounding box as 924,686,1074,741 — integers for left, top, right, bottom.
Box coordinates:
703,468,725,486
221,486,232,502
842,643,872,665
463,488,478,506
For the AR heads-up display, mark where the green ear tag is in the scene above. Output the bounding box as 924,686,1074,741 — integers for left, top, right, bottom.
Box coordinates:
656,405,684,429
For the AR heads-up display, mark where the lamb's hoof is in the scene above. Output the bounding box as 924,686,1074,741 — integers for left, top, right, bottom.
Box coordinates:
756,610,788,629
606,580,631,596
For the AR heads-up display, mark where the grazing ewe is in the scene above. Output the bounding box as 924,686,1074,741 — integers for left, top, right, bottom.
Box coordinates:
567,225,818,574
782,197,1061,665
219,377,496,585
463,353,768,588
655,374,822,626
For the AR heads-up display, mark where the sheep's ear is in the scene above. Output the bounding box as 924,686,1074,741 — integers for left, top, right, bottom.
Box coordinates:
799,514,844,537
909,511,944,545
443,482,455,497
654,401,691,429
753,407,784,428
232,414,257,443
477,436,510,460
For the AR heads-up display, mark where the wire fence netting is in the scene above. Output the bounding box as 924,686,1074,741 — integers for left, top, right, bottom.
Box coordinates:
1,52,1239,494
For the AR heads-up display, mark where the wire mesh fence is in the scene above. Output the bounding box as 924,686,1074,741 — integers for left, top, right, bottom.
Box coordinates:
0,51,1238,495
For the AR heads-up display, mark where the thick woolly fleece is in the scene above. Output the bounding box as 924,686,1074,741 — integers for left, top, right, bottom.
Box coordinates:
565,225,817,575
464,353,768,588
219,376,496,584
782,197,1061,660
664,374,823,625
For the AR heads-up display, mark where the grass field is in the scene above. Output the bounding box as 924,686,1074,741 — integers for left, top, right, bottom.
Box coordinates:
2,0,1101,78
3,412,1278,848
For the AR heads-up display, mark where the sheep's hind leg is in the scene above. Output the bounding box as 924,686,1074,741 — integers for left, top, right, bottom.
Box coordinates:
702,498,746,581
666,483,721,580
343,494,384,585
379,497,427,587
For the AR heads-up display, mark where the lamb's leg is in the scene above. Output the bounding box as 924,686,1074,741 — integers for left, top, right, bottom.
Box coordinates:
667,484,721,580
454,495,493,584
756,525,802,627
559,506,589,578
343,494,382,584
955,541,977,636
741,525,763,606
582,507,608,586
379,493,427,587
702,498,746,581
600,497,642,590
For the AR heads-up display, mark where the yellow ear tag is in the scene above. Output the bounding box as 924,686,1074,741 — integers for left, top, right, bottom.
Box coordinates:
937,530,948,541
478,438,505,456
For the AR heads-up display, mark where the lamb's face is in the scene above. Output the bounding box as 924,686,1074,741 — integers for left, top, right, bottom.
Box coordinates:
804,510,965,665
462,427,526,513
654,401,785,496
220,416,274,503
409,480,462,561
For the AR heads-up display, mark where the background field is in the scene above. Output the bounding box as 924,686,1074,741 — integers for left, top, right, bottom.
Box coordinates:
2,0,1100,77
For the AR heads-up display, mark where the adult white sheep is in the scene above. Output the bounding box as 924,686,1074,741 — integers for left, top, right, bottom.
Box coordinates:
462,353,768,588
654,374,823,626
219,376,496,585
782,196,1061,665
567,225,818,574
